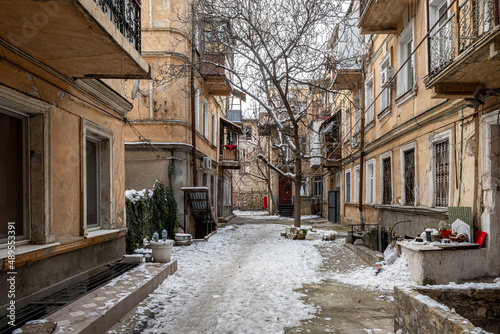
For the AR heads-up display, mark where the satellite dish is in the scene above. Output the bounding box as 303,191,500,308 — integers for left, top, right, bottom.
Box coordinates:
131,79,140,99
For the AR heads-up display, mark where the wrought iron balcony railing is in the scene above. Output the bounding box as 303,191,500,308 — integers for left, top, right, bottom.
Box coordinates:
429,0,499,77
93,0,141,52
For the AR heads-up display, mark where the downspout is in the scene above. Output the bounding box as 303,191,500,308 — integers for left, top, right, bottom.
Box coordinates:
191,0,198,187
359,79,365,229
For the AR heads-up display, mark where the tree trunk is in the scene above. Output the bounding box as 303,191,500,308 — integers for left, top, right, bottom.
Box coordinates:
294,157,302,228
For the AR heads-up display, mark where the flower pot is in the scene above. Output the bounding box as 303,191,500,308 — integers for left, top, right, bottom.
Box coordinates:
440,229,452,239
151,240,174,263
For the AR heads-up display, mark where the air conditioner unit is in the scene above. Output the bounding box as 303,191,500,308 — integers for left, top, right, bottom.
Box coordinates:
381,66,395,88
203,157,212,170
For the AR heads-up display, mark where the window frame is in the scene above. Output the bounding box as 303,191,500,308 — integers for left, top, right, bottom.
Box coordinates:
400,142,417,206
0,109,30,244
354,165,360,203
194,85,200,131
365,158,376,204
345,168,352,203
202,98,209,138
429,130,452,207
397,19,415,97
378,52,392,113
364,72,374,124
379,151,393,205
344,104,351,143
82,120,114,235
212,112,217,145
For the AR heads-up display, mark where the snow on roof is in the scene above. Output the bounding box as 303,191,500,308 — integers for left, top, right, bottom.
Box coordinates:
181,187,209,191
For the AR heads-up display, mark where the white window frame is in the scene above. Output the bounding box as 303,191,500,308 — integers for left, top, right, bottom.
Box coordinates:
397,19,415,97
202,98,209,138
365,159,376,204
345,168,352,203
378,52,392,113
212,112,217,145
194,85,200,131
428,129,452,207
364,72,374,124
300,176,310,197
400,142,417,206
82,120,114,234
379,151,393,205
354,165,360,203
344,104,351,142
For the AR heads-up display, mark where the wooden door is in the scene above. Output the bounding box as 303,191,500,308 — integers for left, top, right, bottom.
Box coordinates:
279,177,292,204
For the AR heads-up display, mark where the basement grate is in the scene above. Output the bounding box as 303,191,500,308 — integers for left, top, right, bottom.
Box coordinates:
0,262,137,334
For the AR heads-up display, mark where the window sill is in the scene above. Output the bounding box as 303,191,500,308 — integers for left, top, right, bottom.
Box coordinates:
0,229,126,270
365,121,375,132
377,107,392,121
396,87,417,107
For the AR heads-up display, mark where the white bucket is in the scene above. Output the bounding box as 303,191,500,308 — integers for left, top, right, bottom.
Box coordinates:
150,240,174,263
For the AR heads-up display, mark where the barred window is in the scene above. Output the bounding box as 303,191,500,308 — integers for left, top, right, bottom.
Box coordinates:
345,171,351,203
404,149,415,205
382,158,392,204
435,140,449,207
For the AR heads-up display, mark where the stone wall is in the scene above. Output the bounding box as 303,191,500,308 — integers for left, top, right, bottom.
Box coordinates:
395,286,500,334
236,192,265,211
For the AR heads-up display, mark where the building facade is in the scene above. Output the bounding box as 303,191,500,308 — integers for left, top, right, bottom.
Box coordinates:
124,0,240,237
0,0,149,305
324,0,500,281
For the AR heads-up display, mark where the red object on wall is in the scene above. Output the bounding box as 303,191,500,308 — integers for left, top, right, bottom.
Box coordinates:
264,196,268,209
474,230,487,248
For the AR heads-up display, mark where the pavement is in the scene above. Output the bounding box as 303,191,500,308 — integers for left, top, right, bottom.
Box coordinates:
107,214,395,333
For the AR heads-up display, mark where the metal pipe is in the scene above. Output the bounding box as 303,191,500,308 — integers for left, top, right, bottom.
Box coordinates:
191,0,198,187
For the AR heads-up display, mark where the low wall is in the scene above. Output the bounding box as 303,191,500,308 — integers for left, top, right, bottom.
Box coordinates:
344,243,384,266
395,286,500,334
398,242,489,285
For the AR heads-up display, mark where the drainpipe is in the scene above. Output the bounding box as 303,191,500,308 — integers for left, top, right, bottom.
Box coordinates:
191,0,197,187
359,79,365,229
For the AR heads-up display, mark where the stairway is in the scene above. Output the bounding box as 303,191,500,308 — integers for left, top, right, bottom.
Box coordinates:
278,204,294,217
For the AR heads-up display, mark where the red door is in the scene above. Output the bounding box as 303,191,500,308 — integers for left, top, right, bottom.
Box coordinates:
279,177,293,204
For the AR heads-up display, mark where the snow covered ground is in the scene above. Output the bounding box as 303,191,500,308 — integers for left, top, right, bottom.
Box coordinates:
232,210,320,221
109,224,415,334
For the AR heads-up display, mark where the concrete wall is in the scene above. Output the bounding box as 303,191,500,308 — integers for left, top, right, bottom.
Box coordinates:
399,242,489,285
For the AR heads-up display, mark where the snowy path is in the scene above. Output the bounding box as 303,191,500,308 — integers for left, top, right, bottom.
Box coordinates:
111,224,323,334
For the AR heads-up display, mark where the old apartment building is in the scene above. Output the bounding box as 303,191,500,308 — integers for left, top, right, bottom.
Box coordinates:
323,0,500,282
124,0,241,238
0,0,149,304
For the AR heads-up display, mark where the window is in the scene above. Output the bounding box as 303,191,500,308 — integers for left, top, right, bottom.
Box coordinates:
397,20,414,97
210,175,215,207
212,113,217,145
344,104,351,142
300,176,310,196
379,52,391,113
195,86,200,131
202,98,209,138
434,140,449,207
83,121,113,232
382,157,392,204
428,0,451,72
364,73,374,123
354,165,360,203
312,176,322,197
353,102,361,136
366,159,376,204
403,148,415,205
0,111,28,243
345,169,351,203
244,126,252,140
203,173,208,187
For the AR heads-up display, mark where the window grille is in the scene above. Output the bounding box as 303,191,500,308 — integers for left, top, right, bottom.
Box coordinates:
383,158,392,204
435,140,449,207
404,149,415,205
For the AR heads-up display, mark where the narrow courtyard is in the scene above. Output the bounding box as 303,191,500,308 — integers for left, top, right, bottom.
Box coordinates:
109,215,411,334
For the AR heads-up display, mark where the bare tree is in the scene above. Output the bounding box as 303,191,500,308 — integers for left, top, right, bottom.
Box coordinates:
200,0,344,227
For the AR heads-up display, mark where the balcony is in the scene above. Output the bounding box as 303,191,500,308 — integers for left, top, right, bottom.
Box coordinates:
425,0,500,97
200,53,232,96
0,0,150,79
359,0,416,34
321,115,341,168
219,117,242,169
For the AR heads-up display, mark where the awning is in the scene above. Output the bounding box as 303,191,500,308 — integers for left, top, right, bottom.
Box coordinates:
220,117,243,134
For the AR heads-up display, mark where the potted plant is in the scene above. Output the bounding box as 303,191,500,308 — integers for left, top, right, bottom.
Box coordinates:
438,220,451,239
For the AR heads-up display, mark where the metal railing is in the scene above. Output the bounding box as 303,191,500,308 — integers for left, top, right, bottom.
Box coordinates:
430,14,456,74
93,0,141,52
